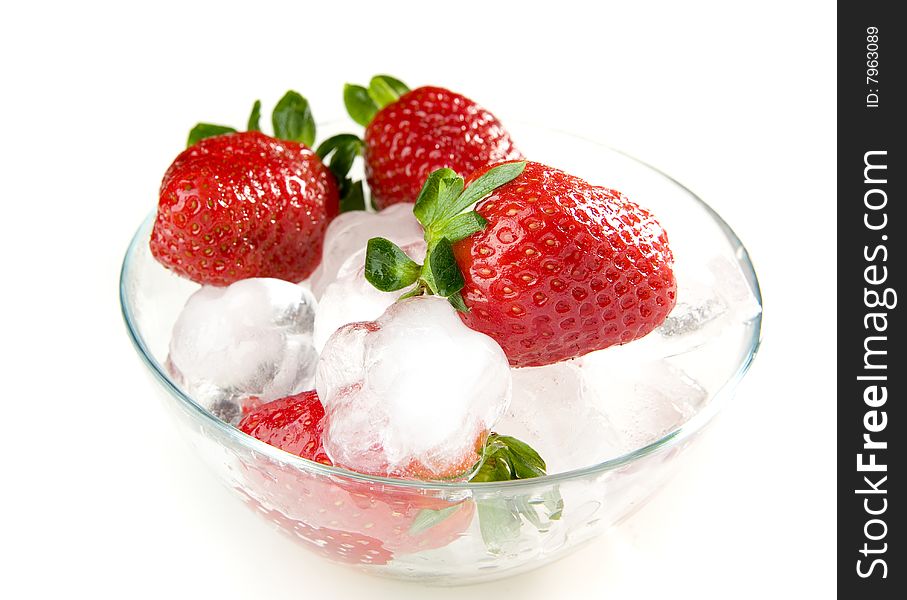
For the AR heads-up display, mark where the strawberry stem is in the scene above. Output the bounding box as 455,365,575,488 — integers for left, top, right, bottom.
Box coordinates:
363,161,527,311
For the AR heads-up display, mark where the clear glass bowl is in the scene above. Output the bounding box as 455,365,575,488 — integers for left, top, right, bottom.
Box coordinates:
120,124,762,585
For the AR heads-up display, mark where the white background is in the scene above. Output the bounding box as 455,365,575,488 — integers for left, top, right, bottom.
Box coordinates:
1,1,836,598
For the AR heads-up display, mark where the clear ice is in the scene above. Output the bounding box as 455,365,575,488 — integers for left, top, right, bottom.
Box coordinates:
658,256,762,347
496,355,709,472
579,352,709,453
307,203,423,299
167,278,318,424
315,295,512,479
494,362,621,474
312,240,426,353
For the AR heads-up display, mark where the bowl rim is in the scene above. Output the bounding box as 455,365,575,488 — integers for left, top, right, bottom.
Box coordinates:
120,136,763,491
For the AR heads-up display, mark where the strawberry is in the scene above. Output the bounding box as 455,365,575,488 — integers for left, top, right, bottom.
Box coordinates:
237,391,330,465
363,161,677,367
326,75,522,210
237,391,476,564
150,92,344,286
453,161,677,366
237,493,394,566
237,391,558,563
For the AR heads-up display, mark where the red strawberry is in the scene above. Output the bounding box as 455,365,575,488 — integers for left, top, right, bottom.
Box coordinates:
235,490,394,566
338,75,522,209
362,161,677,367
453,161,677,366
150,131,338,285
238,391,330,465
237,391,475,564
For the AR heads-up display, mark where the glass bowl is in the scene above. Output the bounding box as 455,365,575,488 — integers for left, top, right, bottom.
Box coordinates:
120,123,762,585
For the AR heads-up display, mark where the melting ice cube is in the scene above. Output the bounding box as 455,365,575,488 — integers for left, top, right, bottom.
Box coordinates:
494,361,623,473
316,295,512,479
312,241,426,353
580,352,708,453
657,255,762,351
167,278,318,424
307,203,423,299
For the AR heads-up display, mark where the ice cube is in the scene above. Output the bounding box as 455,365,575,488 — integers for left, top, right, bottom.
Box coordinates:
312,240,427,353
316,295,512,479
497,353,709,473
660,256,761,343
579,352,708,453
494,361,623,473
167,278,318,424
308,203,423,299
659,281,727,338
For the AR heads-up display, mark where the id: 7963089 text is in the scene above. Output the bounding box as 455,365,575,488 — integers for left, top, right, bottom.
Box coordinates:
866,27,880,108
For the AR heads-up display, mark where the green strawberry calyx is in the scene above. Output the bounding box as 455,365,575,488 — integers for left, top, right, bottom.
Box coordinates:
315,134,366,212
472,433,564,553
312,74,411,211
364,161,527,312
186,90,316,148
409,432,564,553
344,74,410,128
471,433,548,482
185,91,367,212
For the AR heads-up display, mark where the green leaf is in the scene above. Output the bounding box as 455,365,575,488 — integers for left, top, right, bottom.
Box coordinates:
497,435,546,478
476,488,564,553
315,134,365,212
322,136,362,184
409,504,463,536
364,238,422,292
339,180,366,213
440,161,527,221
477,499,522,552
428,238,465,298
367,74,409,108
247,100,262,132
374,74,409,97
447,292,469,313
433,211,487,243
512,495,542,529
470,433,562,554
186,123,237,147
328,142,359,182
436,175,465,218
314,133,363,160
361,161,511,309
541,488,564,521
272,90,315,146
413,168,460,229
470,433,547,483
420,258,438,295
344,84,379,127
